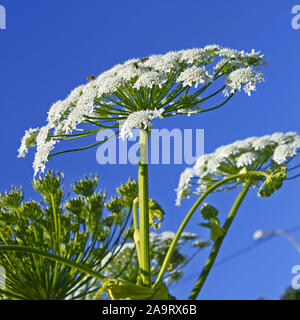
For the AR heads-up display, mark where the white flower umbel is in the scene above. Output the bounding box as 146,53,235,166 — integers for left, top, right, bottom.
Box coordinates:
223,67,264,96
32,125,56,176
272,144,298,164
176,132,300,205
176,66,211,88
33,140,56,176
17,127,39,158
236,152,258,168
18,45,266,175
175,168,194,206
119,109,164,140
133,71,167,90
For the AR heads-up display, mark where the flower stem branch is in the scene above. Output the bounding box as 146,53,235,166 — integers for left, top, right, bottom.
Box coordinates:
154,171,266,288
188,182,251,300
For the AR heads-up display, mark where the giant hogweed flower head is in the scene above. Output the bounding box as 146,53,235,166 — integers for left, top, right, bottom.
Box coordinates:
17,45,266,175
176,132,300,205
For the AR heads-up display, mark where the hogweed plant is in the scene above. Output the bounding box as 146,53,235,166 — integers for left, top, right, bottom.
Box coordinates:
14,45,266,298
173,132,300,299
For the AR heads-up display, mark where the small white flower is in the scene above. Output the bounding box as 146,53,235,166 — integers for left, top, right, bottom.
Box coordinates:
206,157,222,173
133,71,167,90
17,127,39,158
33,140,56,176
179,48,212,64
224,67,264,96
252,135,273,150
181,232,197,239
119,109,164,140
161,231,176,241
272,144,297,164
144,51,182,73
175,168,194,206
236,152,257,168
177,66,210,88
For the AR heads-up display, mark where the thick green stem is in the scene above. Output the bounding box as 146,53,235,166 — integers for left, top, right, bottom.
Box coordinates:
132,198,141,267
188,182,251,300
138,129,150,287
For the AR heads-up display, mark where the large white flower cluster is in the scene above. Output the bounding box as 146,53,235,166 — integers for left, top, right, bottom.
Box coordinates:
176,132,300,205
18,45,266,175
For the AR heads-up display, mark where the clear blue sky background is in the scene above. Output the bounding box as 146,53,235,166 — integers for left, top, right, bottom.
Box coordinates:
0,0,300,300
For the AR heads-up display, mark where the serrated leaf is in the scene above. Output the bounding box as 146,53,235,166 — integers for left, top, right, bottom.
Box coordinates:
258,165,287,197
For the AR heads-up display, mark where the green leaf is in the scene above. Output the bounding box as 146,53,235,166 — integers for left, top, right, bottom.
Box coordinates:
199,217,225,242
258,165,287,198
101,279,169,300
210,221,226,242
148,199,165,230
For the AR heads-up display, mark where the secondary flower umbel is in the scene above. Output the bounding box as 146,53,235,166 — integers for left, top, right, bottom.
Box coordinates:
176,132,300,205
17,45,266,175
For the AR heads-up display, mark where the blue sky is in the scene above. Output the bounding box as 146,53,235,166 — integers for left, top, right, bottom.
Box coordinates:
0,0,300,300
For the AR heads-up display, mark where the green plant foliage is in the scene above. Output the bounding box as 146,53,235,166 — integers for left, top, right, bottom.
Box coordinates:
100,279,169,300
199,203,225,242
281,287,300,300
258,165,287,197
0,171,134,300
102,231,209,286
148,199,165,230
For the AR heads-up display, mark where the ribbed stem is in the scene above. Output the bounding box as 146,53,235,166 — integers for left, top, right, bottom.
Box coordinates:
188,182,251,300
138,129,150,287
132,198,141,267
